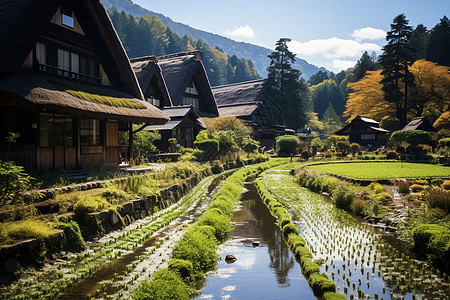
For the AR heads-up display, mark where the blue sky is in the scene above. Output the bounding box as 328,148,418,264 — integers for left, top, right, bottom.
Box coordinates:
134,0,449,72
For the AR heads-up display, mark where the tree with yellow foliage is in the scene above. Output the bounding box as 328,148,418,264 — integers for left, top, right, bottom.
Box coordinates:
344,60,450,125
344,70,395,121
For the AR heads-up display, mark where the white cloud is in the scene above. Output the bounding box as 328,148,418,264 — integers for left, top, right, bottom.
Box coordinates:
288,38,380,59
352,27,386,41
332,59,357,70
225,25,255,39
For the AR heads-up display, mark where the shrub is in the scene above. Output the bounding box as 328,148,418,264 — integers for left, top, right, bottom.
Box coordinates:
350,198,367,216
172,229,219,273
301,257,320,277
301,150,310,160
398,181,410,194
443,180,450,191
133,269,190,300
369,182,383,194
197,210,231,242
412,224,450,273
276,135,299,154
431,178,443,186
55,220,85,252
410,184,425,193
193,139,220,160
374,192,393,202
308,273,336,294
241,138,260,153
0,161,35,206
333,186,354,211
282,223,299,239
168,259,193,281
423,188,450,213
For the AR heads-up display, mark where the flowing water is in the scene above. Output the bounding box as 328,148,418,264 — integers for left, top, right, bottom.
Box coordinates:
196,179,316,299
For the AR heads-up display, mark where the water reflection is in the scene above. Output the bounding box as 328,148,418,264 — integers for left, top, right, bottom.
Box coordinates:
195,182,316,299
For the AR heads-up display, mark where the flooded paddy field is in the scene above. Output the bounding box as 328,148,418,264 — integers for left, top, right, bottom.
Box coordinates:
259,168,450,300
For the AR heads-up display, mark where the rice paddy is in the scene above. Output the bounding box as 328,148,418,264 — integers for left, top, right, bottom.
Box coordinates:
259,168,450,300
307,162,450,179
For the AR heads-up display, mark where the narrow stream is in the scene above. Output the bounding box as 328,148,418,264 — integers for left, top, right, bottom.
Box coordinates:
196,179,316,299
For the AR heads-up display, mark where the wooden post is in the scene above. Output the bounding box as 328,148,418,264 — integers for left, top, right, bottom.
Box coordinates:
128,122,133,163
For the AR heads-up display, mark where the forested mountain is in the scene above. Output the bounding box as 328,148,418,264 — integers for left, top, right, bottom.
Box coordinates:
108,9,260,86
101,0,327,79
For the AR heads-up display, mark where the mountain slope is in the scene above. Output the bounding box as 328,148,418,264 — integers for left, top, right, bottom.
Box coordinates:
101,0,327,79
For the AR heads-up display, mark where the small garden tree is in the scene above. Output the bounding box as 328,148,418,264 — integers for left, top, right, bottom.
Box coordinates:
310,138,324,157
327,135,349,147
350,143,360,156
276,135,299,154
390,130,432,153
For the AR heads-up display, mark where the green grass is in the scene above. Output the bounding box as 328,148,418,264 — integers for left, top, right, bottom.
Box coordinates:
0,219,59,244
307,162,450,179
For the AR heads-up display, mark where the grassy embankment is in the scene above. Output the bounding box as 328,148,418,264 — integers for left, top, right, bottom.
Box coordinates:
132,158,288,299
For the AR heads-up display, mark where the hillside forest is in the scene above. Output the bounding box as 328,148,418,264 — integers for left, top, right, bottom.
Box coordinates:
111,7,450,137
307,15,450,139
109,8,261,86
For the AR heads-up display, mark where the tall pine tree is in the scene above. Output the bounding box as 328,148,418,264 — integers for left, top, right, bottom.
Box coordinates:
426,16,450,67
263,38,311,129
379,14,414,127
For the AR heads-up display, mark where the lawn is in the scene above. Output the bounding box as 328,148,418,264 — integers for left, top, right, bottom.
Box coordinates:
307,162,450,179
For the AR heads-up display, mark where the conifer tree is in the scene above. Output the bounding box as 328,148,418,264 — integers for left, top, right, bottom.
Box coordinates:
426,16,450,67
264,38,311,129
379,14,414,127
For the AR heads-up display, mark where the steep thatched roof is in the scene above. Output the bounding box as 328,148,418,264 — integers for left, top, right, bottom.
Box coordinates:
212,80,264,118
402,117,437,132
0,0,169,124
130,56,172,106
0,0,144,100
144,105,205,131
157,51,218,117
0,72,168,124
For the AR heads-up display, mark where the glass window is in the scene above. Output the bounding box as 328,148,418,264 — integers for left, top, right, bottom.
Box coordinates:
80,118,102,146
61,6,74,28
39,113,73,147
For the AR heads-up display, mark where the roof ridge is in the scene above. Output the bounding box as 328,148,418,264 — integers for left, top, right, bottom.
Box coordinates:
212,79,264,89
157,51,203,61
130,56,158,63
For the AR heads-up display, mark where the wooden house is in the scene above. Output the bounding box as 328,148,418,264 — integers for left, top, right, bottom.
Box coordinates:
0,0,169,170
143,106,206,151
212,79,287,149
335,115,390,149
402,117,437,132
130,51,217,151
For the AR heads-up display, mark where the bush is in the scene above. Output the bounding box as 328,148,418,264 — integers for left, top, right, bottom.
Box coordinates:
308,273,336,294
74,195,111,215
412,224,450,273
369,182,383,194
101,188,129,205
276,135,299,154
193,139,220,160
332,186,354,211
374,192,393,202
350,198,367,216
241,138,260,153
443,180,450,191
0,161,34,206
133,269,190,300
398,181,410,194
410,184,425,193
197,210,231,242
423,188,450,213
168,259,193,281
172,229,219,273
301,150,310,160
282,223,299,239
55,220,85,252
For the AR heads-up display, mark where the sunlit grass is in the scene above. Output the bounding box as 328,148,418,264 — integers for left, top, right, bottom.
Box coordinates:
307,162,450,179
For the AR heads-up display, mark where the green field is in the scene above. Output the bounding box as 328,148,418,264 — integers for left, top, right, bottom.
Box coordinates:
307,162,450,179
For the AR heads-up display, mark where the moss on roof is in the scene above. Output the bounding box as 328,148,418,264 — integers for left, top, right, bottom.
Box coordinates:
65,90,146,109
